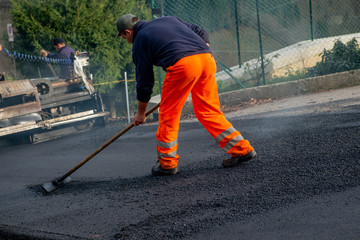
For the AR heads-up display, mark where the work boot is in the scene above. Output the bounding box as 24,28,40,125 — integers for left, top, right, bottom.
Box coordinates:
151,161,179,176
222,150,257,168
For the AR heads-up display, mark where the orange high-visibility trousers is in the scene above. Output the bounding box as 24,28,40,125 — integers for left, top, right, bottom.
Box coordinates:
156,53,254,169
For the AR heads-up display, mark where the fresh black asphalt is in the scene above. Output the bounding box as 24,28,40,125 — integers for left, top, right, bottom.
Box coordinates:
0,86,359,240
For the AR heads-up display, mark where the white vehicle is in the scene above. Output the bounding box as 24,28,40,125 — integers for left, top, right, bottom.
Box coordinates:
0,52,108,143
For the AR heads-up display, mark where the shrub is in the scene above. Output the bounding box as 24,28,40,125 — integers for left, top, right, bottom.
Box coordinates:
306,38,360,77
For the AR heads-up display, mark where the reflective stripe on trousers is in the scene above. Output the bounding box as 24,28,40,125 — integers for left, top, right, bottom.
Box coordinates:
215,127,244,153
156,53,254,169
157,139,178,159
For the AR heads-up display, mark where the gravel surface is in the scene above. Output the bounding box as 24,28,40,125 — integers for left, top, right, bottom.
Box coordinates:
0,86,359,240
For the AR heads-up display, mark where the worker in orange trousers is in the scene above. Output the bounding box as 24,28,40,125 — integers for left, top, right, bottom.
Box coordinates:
116,14,256,176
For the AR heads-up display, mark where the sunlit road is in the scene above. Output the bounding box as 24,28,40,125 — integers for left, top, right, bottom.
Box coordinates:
0,86,360,240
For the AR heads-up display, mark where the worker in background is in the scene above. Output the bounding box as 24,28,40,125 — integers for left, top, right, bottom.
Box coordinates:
0,44,2,51
40,38,75,79
116,14,256,176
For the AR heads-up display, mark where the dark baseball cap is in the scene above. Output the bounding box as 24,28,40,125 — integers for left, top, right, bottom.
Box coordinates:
116,14,139,38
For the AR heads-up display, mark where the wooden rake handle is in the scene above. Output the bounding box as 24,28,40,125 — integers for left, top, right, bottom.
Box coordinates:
58,102,160,182
44,57,59,79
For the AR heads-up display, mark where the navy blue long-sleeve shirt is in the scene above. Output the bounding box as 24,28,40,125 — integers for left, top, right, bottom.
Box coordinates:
132,16,211,103
47,45,75,79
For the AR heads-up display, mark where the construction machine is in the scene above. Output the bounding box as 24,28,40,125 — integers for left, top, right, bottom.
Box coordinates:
0,51,108,143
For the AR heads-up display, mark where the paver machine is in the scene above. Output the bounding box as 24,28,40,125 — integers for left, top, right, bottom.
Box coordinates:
0,51,108,143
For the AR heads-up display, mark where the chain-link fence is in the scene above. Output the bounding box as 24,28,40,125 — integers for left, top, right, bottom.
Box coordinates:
151,0,360,91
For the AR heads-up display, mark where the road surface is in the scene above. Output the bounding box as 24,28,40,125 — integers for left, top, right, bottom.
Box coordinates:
0,86,359,240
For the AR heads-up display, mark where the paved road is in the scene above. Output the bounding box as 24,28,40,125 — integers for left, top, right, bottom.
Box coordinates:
0,86,360,240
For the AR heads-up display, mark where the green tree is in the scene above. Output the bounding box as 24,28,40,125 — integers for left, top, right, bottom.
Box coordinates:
9,0,151,94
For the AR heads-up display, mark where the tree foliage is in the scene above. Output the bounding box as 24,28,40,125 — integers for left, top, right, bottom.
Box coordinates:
9,0,151,94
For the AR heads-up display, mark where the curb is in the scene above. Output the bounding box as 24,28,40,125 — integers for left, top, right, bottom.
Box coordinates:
148,69,360,117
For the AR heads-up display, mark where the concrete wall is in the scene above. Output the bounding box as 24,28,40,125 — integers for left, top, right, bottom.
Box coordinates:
0,0,14,76
148,68,360,117
216,32,360,88
0,0,12,38
218,68,360,107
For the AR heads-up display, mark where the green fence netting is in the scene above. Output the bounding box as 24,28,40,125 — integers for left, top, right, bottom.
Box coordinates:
150,0,360,90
